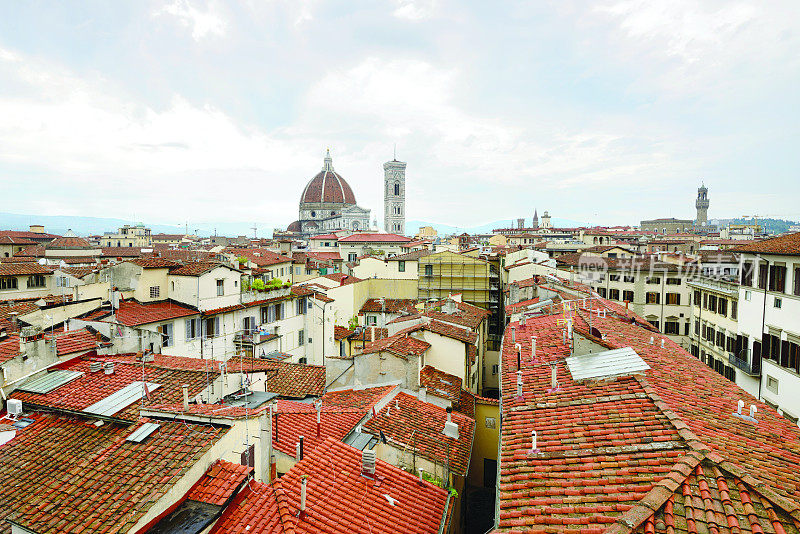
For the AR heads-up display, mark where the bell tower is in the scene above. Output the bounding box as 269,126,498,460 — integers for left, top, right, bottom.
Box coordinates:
383,152,407,235
695,184,709,226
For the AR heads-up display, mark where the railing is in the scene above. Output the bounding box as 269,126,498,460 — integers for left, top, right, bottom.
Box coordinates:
728,350,760,376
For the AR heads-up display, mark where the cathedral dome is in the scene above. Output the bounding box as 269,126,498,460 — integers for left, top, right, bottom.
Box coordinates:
300,150,357,205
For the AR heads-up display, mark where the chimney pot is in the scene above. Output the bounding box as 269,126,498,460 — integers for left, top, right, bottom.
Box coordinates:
300,475,308,518
749,405,757,418
737,400,745,415
182,384,189,410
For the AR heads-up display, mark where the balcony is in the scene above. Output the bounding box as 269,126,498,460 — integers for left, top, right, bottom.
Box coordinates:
728,350,760,376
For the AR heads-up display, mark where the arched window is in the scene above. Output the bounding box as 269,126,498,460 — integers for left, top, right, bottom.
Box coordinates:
394,182,400,196
352,221,359,230
311,211,316,218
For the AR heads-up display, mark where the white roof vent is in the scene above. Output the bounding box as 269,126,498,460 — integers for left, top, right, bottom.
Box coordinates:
442,406,460,440
6,399,22,417
566,346,649,381
89,360,103,373
362,449,376,476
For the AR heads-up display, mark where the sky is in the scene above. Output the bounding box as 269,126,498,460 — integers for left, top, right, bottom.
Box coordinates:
0,0,798,230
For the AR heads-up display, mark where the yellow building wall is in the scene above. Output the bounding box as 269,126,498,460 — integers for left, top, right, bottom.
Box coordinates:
467,402,500,487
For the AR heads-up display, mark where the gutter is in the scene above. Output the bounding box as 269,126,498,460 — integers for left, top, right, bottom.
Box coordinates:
437,491,454,534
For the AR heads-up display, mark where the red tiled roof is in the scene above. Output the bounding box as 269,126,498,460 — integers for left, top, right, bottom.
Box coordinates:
144,401,272,420
169,261,233,276
210,438,450,534
101,247,144,257
396,319,478,345
185,459,253,506
333,325,356,341
0,235,36,245
61,266,96,279
9,244,45,257
386,249,433,261
362,333,431,359
229,248,293,267
421,299,490,329
419,365,461,402
47,328,98,356
338,233,411,243
359,298,419,315
0,263,52,276
0,230,59,241
496,289,800,532
731,232,799,255
0,301,39,321
222,356,326,398
11,356,219,421
0,334,19,364
114,299,198,326
130,257,181,269
321,272,362,285
46,235,93,249
505,297,540,314
0,413,226,534
308,233,339,240
363,392,475,476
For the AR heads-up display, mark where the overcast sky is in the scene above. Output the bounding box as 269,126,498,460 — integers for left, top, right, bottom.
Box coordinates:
1,1,798,229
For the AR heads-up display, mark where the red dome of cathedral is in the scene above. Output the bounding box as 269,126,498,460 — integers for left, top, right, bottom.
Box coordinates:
300,150,357,205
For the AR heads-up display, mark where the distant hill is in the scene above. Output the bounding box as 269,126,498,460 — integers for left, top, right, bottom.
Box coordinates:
406,217,589,237
713,218,799,235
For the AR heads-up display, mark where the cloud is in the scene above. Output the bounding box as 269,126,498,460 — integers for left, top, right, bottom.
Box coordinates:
392,0,438,20
154,0,227,41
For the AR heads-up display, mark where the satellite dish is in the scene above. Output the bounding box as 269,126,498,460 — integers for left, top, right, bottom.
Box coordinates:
37,258,47,266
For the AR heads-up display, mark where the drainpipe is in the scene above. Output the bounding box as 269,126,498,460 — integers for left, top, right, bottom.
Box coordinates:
757,256,768,401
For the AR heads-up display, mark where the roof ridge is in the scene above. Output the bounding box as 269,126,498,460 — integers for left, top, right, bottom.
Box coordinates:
271,479,297,534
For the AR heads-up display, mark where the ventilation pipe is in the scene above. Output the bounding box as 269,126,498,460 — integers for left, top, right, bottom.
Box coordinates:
750,405,757,419
104,362,115,375
443,406,459,439
297,435,304,461
531,336,537,363
516,370,523,399
299,475,308,519
315,400,322,438
511,326,516,343
660,339,665,348
515,344,522,371
530,430,538,452
182,384,189,410
260,409,273,483
737,400,744,415
649,336,654,345
362,449,377,476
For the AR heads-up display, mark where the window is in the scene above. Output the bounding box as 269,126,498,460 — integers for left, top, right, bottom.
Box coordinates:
149,286,160,299
769,265,786,293
623,276,635,283
366,316,377,326
717,298,727,316
274,303,283,321
204,317,220,338
0,277,18,290
394,182,400,195
793,265,800,296
609,274,620,282
646,277,661,285
398,261,405,273
693,291,701,306
424,265,433,277
27,275,46,288
766,375,779,394
774,297,782,309
55,276,69,288
622,290,634,302
731,300,738,320
741,262,754,286
491,364,498,375
645,292,660,304
158,323,174,347
758,263,768,290
186,318,199,340
716,330,725,348
243,316,256,334
216,279,224,296
609,289,620,300
666,278,681,285
694,321,700,335
484,417,496,429
296,297,307,315
666,293,680,305
598,287,607,298
298,329,305,346
664,320,680,335
348,253,357,262
744,290,751,301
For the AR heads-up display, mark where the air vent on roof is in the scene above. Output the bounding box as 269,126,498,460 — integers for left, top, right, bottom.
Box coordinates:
566,347,649,381
443,406,460,439
362,449,376,477
89,360,103,373
17,370,84,394
103,362,114,375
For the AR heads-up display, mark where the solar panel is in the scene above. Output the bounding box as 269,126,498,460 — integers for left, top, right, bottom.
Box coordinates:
566,347,650,381
126,422,161,443
17,370,84,394
84,381,161,417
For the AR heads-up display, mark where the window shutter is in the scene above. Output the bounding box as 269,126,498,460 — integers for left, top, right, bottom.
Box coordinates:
186,319,193,340
215,317,220,336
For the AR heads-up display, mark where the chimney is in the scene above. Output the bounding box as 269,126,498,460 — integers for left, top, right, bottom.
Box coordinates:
259,409,273,483
103,362,114,375
660,339,665,348
315,401,322,438
362,449,377,477
737,399,744,415
8,312,18,328
297,435,304,461
443,406,459,439
299,475,308,519
515,344,521,371
511,326,516,343
531,337,537,363
516,370,523,398
749,405,757,419
418,387,427,402
182,384,189,409
89,360,103,373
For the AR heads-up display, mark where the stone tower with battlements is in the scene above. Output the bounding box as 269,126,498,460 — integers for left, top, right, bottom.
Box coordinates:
696,184,709,226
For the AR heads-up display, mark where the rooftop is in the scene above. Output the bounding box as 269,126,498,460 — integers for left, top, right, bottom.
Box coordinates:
338,233,411,243
114,299,198,326
731,231,800,256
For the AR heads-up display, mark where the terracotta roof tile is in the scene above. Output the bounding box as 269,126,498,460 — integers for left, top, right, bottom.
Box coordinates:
359,298,419,315
0,263,52,276
362,333,431,359
363,392,475,476
731,232,800,255
185,459,253,506
210,438,450,534
114,299,198,326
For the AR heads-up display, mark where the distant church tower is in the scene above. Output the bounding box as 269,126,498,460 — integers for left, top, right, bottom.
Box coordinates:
532,209,539,229
384,154,407,234
695,184,709,226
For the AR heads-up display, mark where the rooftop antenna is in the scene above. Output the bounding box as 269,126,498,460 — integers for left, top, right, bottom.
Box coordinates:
252,223,258,239
393,143,397,161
